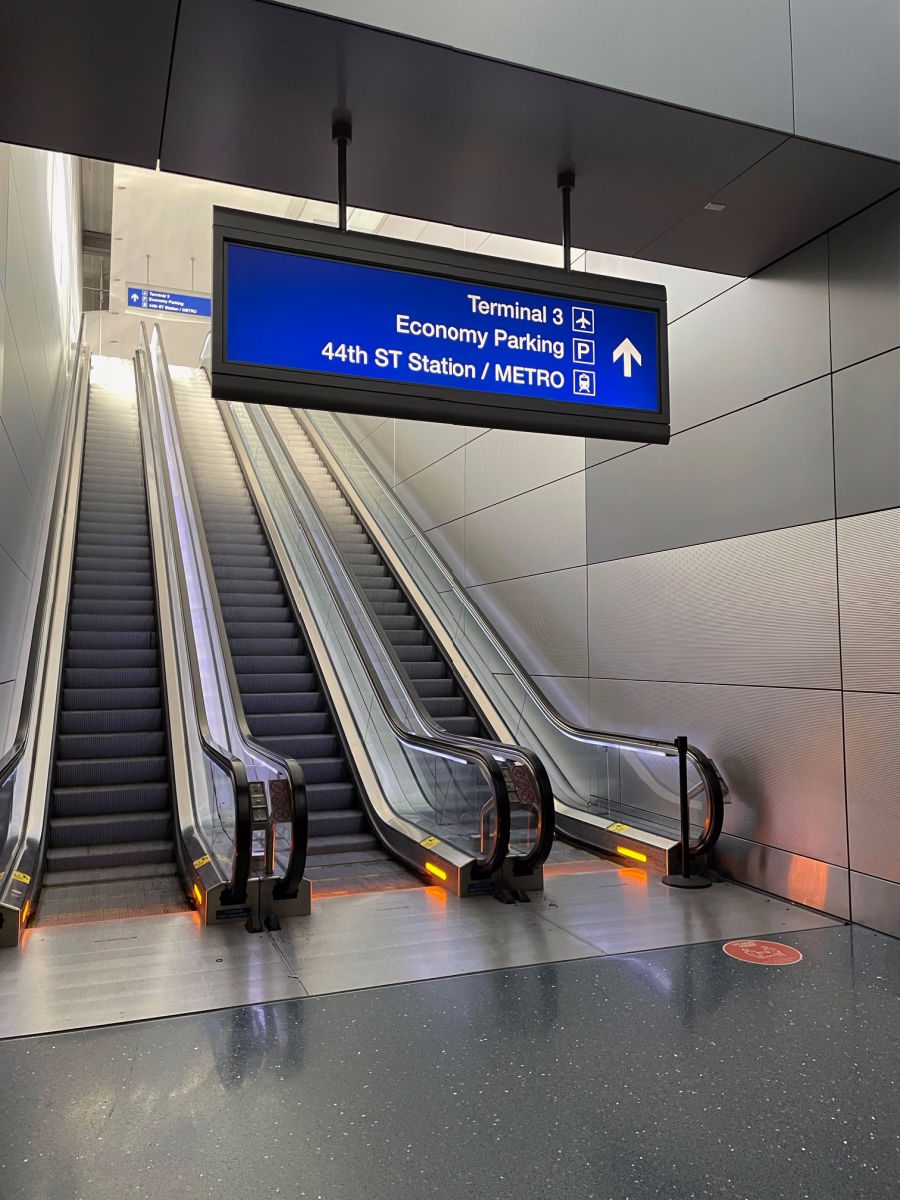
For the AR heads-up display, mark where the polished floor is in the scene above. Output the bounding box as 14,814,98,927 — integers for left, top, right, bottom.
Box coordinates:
0,923,896,1200
0,857,837,1039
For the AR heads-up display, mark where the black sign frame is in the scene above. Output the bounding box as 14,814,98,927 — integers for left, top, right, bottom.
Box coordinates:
212,207,670,443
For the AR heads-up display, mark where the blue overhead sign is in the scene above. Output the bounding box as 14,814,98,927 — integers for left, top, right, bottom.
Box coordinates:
127,286,211,318
212,210,669,443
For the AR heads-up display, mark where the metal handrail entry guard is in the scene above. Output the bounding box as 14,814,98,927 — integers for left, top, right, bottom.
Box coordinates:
253,402,554,880
217,395,512,888
141,326,310,913
309,409,726,863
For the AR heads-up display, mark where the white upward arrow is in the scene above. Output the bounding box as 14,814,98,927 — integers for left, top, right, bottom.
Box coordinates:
130,292,140,303
613,338,642,378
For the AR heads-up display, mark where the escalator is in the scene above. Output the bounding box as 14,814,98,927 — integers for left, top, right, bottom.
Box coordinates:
265,418,488,742
36,367,184,926
170,373,397,889
268,406,726,876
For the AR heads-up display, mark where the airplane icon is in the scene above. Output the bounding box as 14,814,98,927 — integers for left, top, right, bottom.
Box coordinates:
572,307,594,333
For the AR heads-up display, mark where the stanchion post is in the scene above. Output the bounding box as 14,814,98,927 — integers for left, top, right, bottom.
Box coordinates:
662,735,712,889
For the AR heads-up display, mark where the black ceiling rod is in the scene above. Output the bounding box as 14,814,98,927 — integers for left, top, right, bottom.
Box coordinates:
557,170,575,271
332,117,352,233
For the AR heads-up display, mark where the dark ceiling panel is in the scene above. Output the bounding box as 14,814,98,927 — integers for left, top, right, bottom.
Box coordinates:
0,0,179,166
161,0,785,261
640,137,900,275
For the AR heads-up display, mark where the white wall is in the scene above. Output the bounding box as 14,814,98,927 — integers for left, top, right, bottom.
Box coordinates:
0,144,81,750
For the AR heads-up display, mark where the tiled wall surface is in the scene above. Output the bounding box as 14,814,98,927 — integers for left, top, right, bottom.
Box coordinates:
0,144,81,749
343,189,900,937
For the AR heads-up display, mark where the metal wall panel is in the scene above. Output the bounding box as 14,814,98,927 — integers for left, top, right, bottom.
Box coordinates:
716,835,850,919
464,429,585,513
667,239,830,433
392,418,467,484
464,472,586,586
0,144,8,293
588,522,841,688
791,0,900,161
394,451,466,532
0,319,44,496
833,350,900,518
585,439,643,470
850,871,900,938
364,418,396,486
424,516,467,586
0,545,31,688
292,0,795,131
0,679,12,749
467,567,587,678
844,691,900,884
837,509,900,693
589,677,847,865
829,191,900,371
340,412,388,443
0,423,39,581
586,377,834,564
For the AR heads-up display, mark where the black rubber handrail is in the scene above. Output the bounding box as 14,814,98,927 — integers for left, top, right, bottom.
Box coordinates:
0,321,87,803
149,332,313,896
257,403,552,876
136,339,254,904
228,400,512,879
315,410,727,858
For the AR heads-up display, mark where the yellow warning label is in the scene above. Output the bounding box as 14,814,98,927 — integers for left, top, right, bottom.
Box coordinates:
12,870,30,885
608,822,630,834
420,836,440,850
193,854,211,870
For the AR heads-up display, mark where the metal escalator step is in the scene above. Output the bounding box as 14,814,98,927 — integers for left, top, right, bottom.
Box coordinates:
403,661,448,680
63,667,159,689
71,584,154,602
51,780,170,817
45,840,174,872
74,551,152,569
55,755,169,788
370,601,410,616
35,874,188,926
307,832,378,856
305,781,358,811
378,614,418,629
412,678,456,697
421,696,468,717
386,628,427,645
236,672,316,693
68,613,157,633
232,654,311,674
231,637,305,656
56,730,166,759
60,686,161,710
72,569,152,586
300,757,349,785
213,566,278,582
246,711,332,737
68,631,156,650
49,810,172,848
65,648,158,669
58,708,164,735
42,861,179,887
256,733,338,758
241,691,324,715
209,552,272,569
69,598,155,615
351,563,388,577
219,592,286,608
394,645,436,663
308,809,366,837
438,715,481,735
221,604,290,622
225,619,296,638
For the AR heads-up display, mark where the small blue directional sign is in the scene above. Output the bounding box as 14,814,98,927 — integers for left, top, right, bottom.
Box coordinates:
212,211,669,443
127,286,211,319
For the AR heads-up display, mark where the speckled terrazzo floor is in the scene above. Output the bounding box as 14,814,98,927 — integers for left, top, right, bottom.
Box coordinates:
0,923,896,1200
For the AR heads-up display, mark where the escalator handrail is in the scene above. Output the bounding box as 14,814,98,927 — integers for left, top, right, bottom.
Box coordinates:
149,331,311,897
313,411,726,856
136,336,256,904
224,399,512,878
0,319,88,802
255,403,553,873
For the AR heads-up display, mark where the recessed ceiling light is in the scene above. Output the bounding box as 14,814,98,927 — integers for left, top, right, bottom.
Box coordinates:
704,202,726,213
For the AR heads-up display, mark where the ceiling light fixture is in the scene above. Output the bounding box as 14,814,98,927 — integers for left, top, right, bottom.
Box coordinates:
704,201,726,213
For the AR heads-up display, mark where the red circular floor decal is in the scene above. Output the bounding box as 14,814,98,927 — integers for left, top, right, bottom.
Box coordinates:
722,939,803,966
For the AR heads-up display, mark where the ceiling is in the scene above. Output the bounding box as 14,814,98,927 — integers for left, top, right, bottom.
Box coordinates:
3,0,897,277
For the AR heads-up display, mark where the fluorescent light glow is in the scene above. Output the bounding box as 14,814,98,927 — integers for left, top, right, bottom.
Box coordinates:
616,845,648,863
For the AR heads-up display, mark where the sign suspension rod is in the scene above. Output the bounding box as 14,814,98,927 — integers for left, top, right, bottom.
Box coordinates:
557,170,575,271
332,117,352,233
